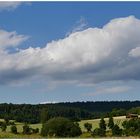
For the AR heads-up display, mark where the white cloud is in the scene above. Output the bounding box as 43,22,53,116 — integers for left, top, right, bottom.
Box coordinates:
129,47,140,57
0,2,23,11
1,16,140,86
0,29,28,49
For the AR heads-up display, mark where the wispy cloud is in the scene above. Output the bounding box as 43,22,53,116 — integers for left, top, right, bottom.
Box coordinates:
86,86,132,96
0,2,29,11
66,16,88,36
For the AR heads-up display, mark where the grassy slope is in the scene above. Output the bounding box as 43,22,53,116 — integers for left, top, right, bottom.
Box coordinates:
6,116,126,133
0,115,131,138
79,115,126,132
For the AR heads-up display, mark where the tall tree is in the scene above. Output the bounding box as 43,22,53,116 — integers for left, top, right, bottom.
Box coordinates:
99,118,106,136
40,108,50,123
108,116,114,129
112,124,122,136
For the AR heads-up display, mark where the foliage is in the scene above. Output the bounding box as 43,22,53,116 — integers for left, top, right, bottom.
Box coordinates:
11,125,17,134
108,116,114,129
99,118,106,136
41,117,82,137
127,107,140,114
92,128,101,136
4,116,9,125
84,122,92,132
111,108,126,117
92,118,107,137
112,124,122,136
31,128,39,134
122,118,140,136
22,123,31,134
80,132,92,138
99,118,106,130
1,123,7,132
0,101,140,124
40,108,50,123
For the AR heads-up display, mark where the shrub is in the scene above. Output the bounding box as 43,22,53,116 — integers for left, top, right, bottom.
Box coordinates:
9,121,15,125
122,119,140,136
1,123,7,132
31,128,39,134
22,123,31,134
93,128,101,136
11,125,17,134
84,122,92,132
41,117,82,137
4,116,9,125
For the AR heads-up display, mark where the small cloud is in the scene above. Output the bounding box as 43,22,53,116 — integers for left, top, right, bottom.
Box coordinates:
40,101,57,104
66,16,88,36
129,46,140,57
0,2,29,11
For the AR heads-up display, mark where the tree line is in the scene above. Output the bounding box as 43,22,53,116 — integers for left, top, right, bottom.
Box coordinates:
0,101,140,123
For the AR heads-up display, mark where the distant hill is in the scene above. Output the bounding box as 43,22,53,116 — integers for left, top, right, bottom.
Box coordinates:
0,101,140,123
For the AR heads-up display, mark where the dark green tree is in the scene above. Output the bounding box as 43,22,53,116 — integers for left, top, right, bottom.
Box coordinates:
41,117,82,137
4,116,9,125
40,108,50,123
31,128,39,134
108,116,114,129
84,122,92,132
122,119,140,136
22,123,31,134
112,124,122,136
99,118,106,136
1,123,7,132
93,128,101,136
11,125,17,134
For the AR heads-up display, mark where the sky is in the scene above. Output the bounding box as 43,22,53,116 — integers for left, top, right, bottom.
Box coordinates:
0,2,140,104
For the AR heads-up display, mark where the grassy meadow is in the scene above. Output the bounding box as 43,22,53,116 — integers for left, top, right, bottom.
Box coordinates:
79,115,126,132
0,115,131,138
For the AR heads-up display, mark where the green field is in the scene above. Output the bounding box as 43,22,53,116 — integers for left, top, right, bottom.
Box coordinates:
79,116,127,132
0,115,130,138
5,115,127,133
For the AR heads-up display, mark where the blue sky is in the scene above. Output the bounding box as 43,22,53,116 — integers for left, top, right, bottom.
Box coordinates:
0,2,140,104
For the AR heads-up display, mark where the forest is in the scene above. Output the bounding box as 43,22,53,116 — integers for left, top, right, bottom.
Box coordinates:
0,101,140,124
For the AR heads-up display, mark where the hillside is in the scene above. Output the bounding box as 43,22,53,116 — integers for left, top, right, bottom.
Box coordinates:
0,101,140,123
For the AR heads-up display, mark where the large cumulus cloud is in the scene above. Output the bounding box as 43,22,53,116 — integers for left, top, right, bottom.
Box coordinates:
1,15,140,86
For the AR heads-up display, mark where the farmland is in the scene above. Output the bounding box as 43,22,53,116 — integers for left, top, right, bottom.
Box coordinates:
3,116,126,133
0,114,140,138
0,115,128,138
79,115,127,132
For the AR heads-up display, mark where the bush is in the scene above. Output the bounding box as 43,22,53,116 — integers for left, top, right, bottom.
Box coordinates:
93,128,101,136
4,116,9,125
1,123,7,132
9,121,15,125
31,128,39,134
41,117,82,137
11,125,17,134
84,122,92,132
22,124,31,134
122,119,140,136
